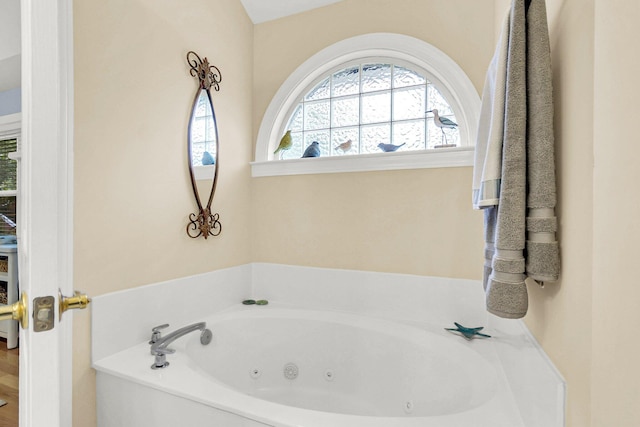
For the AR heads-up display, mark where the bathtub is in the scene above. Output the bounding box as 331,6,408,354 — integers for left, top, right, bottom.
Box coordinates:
92,263,565,427
96,305,526,427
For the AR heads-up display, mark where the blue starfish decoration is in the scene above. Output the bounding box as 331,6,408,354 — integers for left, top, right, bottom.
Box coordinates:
445,322,492,340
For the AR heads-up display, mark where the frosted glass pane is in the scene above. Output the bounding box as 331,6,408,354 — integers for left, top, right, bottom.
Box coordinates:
191,142,205,166
304,100,330,130
393,120,425,150
304,130,331,157
191,117,207,143
427,84,454,115
393,66,426,88
332,67,360,97
281,131,304,159
194,92,209,116
361,91,391,124
305,77,330,101
361,123,390,154
362,64,391,93
393,87,426,121
332,96,359,127
331,127,359,155
287,104,304,132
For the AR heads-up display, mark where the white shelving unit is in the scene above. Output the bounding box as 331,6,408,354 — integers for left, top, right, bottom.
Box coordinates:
0,243,18,349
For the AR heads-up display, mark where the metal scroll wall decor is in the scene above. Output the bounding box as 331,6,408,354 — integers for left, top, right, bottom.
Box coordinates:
186,51,222,238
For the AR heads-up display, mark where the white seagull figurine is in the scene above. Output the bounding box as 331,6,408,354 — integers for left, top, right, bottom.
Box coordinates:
427,109,458,145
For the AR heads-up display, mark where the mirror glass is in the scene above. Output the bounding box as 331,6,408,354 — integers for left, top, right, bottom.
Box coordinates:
189,89,217,168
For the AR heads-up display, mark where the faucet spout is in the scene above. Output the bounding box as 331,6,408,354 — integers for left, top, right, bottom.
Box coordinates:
150,321,212,369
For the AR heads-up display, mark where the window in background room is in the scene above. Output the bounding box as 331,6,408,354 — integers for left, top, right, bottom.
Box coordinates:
0,138,17,236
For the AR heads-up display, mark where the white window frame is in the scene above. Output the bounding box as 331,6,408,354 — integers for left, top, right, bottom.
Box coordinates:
252,33,480,177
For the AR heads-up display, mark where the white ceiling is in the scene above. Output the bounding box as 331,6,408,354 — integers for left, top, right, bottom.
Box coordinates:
239,0,344,24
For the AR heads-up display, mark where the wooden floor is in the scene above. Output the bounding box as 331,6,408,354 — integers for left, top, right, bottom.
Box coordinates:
0,339,18,427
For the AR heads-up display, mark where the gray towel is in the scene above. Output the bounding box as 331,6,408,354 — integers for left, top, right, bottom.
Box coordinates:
525,0,560,282
475,0,559,319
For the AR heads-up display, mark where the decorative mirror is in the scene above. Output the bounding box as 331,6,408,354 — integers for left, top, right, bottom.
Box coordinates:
186,51,222,239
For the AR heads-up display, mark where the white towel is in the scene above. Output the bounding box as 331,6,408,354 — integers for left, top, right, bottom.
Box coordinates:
472,12,510,209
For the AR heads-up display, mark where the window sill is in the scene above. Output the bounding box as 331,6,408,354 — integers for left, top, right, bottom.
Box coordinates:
250,146,474,177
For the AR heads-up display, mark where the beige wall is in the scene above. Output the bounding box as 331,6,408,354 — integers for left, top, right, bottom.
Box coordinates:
519,0,595,426
251,0,495,278
592,0,640,425
72,0,253,424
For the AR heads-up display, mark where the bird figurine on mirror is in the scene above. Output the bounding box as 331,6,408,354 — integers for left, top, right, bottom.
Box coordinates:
273,130,293,158
377,142,406,152
202,151,215,165
427,109,458,145
301,141,321,158
334,139,353,153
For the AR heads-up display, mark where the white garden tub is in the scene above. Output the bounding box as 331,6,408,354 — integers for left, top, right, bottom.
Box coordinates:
95,304,525,427
92,264,564,427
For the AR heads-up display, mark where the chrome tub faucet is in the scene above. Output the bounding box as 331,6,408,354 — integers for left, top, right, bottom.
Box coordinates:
149,322,212,369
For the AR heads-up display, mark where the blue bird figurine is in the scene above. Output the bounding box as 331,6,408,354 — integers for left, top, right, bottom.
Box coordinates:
301,141,321,158
377,142,406,152
202,151,215,165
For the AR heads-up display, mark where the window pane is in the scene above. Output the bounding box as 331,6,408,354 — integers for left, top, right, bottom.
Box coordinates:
427,84,454,115
332,66,359,97
0,139,17,192
305,77,330,101
361,91,391,124
393,66,427,88
191,142,205,166
0,196,16,236
361,123,390,154
361,64,391,93
393,86,426,121
194,93,209,116
303,130,330,157
304,100,330,130
331,127,359,155
393,120,425,150
287,104,304,132
191,117,207,143
276,61,460,162
332,96,359,127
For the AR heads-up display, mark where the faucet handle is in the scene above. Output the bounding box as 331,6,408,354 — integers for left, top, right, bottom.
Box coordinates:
149,323,170,344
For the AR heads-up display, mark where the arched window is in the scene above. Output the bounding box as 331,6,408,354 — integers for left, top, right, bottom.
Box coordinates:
253,33,480,177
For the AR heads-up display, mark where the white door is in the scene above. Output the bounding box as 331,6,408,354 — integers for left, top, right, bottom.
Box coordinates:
18,0,76,425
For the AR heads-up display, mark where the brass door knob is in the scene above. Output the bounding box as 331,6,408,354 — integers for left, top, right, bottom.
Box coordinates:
59,290,91,320
0,292,29,329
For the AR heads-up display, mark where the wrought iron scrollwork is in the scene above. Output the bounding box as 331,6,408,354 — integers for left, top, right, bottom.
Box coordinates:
187,209,221,239
186,51,222,239
187,51,222,92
